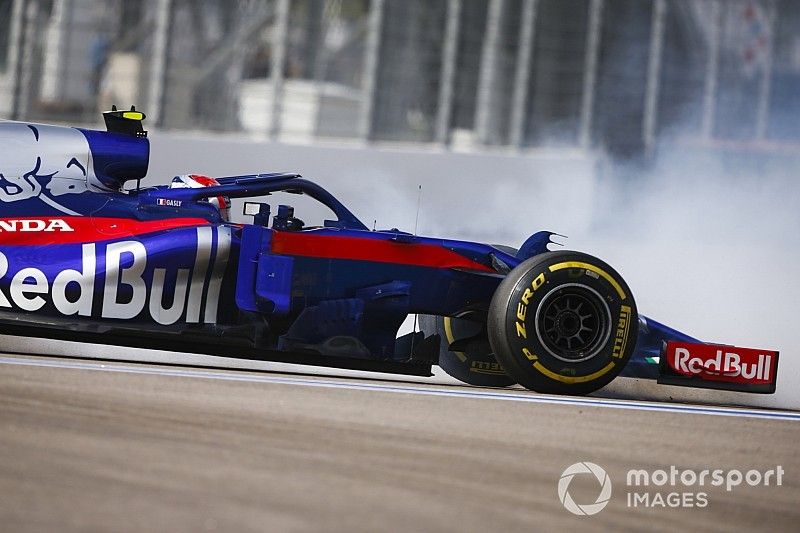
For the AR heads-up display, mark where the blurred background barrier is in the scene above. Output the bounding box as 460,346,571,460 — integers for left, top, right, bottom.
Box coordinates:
0,0,798,157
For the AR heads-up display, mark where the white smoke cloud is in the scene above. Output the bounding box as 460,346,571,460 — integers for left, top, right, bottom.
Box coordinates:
577,146,800,409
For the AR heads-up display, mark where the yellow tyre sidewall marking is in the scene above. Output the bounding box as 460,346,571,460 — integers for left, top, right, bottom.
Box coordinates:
548,261,627,300
612,305,633,359
533,361,616,384
443,316,469,363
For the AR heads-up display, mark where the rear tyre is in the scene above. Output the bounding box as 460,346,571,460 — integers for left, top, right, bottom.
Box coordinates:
418,314,515,388
488,251,638,395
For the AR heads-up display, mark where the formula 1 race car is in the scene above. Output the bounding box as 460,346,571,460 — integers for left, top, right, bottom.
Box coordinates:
0,110,779,395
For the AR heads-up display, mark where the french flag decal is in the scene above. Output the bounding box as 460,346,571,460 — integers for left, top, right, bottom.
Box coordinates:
157,198,182,207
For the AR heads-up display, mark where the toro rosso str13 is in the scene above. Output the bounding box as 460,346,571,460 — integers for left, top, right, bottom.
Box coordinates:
0,110,779,395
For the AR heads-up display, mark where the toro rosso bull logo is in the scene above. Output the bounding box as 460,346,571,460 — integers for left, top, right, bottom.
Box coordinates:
0,122,95,215
0,226,231,325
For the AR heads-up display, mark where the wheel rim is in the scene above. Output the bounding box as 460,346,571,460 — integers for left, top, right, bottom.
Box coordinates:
534,283,612,363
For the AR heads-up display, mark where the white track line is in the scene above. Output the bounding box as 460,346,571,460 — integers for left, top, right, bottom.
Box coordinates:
2,355,798,422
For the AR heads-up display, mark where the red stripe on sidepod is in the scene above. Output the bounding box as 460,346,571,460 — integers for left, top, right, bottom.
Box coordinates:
271,231,495,272
0,217,211,245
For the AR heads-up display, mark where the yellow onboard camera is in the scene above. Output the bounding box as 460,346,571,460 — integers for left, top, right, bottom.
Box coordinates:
102,105,147,137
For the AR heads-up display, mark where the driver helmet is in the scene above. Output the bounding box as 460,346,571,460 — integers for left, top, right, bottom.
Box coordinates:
170,174,230,222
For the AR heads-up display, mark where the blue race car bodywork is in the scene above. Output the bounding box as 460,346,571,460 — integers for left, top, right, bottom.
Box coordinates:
0,113,697,387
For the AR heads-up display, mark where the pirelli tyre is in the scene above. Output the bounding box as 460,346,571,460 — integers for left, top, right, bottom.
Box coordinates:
488,251,638,395
418,314,516,388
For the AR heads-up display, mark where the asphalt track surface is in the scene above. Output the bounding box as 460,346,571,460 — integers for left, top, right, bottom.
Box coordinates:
1,351,799,532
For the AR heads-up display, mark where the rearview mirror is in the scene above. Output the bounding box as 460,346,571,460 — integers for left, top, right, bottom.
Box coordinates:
244,201,271,226
243,202,263,216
